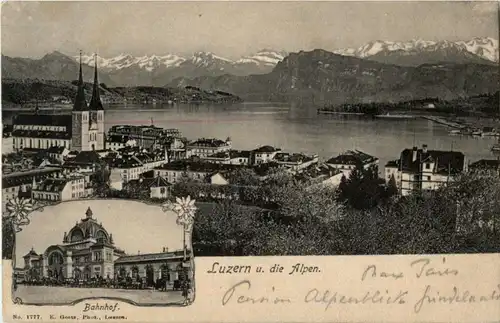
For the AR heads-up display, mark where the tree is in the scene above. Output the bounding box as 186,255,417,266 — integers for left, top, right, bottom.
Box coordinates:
193,201,261,256
337,174,348,201
171,172,195,198
343,163,383,210
386,174,399,198
226,168,260,186
92,162,111,197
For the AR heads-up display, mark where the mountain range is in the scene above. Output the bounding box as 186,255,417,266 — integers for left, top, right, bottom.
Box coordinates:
334,37,498,66
170,49,499,104
1,37,498,104
74,50,289,86
3,37,497,87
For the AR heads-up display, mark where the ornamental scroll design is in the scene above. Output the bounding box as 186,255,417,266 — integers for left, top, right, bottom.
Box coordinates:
162,196,197,306
5,198,54,233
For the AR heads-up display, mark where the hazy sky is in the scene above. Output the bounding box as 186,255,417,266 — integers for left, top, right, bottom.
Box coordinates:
1,1,498,59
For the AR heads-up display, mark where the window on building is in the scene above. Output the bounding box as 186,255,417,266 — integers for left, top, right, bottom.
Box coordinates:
425,163,430,169
427,176,431,181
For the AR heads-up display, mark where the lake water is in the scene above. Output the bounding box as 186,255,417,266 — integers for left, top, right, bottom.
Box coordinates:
3,102,499,171
103,103,498,171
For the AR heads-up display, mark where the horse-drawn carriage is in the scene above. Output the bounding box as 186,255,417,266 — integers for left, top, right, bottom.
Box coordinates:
19,275,188,292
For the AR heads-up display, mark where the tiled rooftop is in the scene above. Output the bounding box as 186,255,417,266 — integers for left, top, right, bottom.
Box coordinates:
326,150,378,165
188,138,230,148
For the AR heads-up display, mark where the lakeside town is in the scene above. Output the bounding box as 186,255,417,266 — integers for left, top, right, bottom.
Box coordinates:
4,117,500,209
2,53,500,260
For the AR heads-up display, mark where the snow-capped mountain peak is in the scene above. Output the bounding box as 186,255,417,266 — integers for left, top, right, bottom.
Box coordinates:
190,52,233,68
236,49,288,66
456,37,499,62
75,53,186,71
73,49,289,73
333,37,498,62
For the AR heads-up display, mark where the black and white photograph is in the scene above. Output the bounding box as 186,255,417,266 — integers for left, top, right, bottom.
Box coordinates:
1,0,499,308
10,199,195,306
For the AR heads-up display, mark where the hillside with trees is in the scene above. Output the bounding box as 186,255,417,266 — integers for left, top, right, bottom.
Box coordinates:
1,78,243,108
191,166,500,256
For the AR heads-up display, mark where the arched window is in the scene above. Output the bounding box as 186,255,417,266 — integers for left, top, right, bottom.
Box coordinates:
70,229,84,242
131,265,139,279
96,230,107,243
48,252,64,265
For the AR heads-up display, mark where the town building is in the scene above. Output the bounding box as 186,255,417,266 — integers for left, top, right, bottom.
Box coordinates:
108,149,168,188
385,144,467,196
63,150,105,173
46,146,70,164
2,167,64,212
31,172,94,202
125,176,172,199
163,137,187,161
21,207,189,285
107,125,181,150
251,146,281,165
295,163,344,189
273,152,319,172
12,53,105,153
11,114,73,151
2,150,55,174
326,150,379,178
202,150,251,166
106,135,138,151
154,160,237,184
186,138,232,158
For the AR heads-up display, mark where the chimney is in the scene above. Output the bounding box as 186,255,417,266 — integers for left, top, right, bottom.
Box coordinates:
412,146,418,162
422,144,428,154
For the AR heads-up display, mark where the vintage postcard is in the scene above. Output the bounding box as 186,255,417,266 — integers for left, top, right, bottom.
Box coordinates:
1,0,499,322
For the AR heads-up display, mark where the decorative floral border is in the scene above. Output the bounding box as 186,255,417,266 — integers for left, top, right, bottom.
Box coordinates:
4,197,196,307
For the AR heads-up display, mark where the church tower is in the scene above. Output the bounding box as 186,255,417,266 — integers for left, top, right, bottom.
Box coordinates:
88,53,105,151
71,51,90,152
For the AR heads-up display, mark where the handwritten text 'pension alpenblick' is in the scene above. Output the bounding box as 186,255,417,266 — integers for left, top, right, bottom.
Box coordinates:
207,258,500,314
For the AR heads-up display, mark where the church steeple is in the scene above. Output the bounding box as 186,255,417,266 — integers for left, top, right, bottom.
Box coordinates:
73,50,88,111
89,53,104,111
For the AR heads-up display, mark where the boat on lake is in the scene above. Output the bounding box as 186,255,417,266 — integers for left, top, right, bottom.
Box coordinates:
374,113,416,119
472,130,483,137
317,109,364,115
483,127,500,137
460,128,473,135
449,129,461,135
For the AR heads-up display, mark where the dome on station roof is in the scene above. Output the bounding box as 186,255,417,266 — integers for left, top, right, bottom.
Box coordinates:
67,207,111,244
